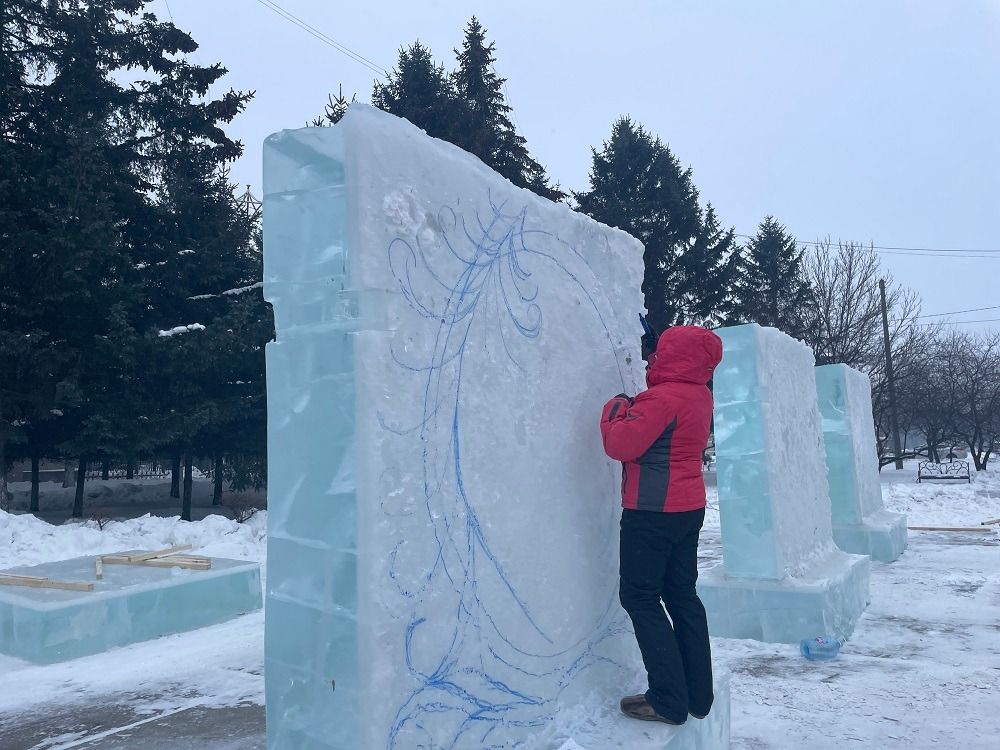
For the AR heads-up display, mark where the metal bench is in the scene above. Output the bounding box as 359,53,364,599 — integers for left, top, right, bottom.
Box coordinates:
917,460,971,483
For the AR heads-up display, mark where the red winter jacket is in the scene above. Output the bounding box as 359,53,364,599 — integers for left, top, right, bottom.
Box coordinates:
600,326,723,513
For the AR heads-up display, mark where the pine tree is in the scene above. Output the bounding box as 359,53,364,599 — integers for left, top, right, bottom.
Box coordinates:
185,202,271,505
372,42,462,143
732,216,812,336
310,85,356,126
452,17,562,200
679,205,740,326
1,0,252,517
342,20,562,201
148,153,264,519
575,117,735,330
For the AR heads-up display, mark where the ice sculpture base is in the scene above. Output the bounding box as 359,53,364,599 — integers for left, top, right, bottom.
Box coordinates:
698,550,870,643
833,509,908,563
563,672,731,750
0,555,261,664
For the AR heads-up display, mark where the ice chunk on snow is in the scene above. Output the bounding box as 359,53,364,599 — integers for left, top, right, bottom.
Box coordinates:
0,554,261,664
815,364,907,562
701,324,870,643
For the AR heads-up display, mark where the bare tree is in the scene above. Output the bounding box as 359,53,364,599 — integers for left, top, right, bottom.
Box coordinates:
801,240,941,465
801,240,921,370
897,333,957,462
938,331,1000,470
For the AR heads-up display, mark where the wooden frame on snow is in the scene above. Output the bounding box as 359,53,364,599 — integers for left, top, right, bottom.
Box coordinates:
96,544,212,572
0,574,95,592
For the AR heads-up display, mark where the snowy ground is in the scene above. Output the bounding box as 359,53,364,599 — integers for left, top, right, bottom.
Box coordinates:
1,466,998,749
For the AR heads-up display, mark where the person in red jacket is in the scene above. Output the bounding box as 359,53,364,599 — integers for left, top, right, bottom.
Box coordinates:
600,324,723,725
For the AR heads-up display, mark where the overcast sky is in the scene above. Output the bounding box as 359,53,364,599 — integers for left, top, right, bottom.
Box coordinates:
163,0,1000,328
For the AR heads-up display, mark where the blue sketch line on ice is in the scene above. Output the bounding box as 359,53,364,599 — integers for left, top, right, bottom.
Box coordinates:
383,193,634,749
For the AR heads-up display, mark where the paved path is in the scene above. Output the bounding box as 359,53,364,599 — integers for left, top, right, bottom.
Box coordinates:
0,701,265,750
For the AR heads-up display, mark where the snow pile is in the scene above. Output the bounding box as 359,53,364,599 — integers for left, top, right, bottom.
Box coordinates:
0,510,266,570
881,469,1000,529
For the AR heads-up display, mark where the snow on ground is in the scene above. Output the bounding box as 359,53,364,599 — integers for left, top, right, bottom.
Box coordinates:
1,467,999,748
0,511,267,723
0,510,266,571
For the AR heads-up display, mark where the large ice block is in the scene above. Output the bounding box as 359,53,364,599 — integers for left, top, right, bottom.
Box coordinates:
264,106,730,749
0,555,261,664
700,324,870,643
815,364,907,562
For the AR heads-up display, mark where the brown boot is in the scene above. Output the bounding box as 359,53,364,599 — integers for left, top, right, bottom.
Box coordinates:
620,694,646,712
619,696,685,725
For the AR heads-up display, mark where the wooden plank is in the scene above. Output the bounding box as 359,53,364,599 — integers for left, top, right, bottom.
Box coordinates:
96,557,103,580
101,556,211,570
0,573,49,582
139,557,211,570
908,526,995,533
981,518,1000,526
0,575,94,592
125,544,193,563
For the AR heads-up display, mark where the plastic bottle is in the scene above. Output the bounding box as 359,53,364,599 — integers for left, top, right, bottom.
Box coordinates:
799,636,843,661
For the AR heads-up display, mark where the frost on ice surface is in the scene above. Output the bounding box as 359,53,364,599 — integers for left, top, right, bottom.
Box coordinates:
263,105,665,749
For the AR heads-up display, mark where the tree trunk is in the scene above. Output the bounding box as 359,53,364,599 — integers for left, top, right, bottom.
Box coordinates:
73,456,87,518
0,433,8,513
182,451,193,521
63,459,73,488
30,453,40,513
968,441,985,471
213,453,224,505
170,451,181,498
126,456,134,480
101,458,109,481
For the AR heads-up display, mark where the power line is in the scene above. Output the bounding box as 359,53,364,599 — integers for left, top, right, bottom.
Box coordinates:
916,316,1000,327
735,233,1000,258
162,0,174,22
251,0,388,78
915,304,1000,320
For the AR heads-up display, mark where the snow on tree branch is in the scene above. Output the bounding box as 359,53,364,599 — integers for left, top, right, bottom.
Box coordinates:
188,282,264,300
158,324,206,338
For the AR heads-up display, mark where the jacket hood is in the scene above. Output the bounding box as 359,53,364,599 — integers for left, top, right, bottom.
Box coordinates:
646,326,723,387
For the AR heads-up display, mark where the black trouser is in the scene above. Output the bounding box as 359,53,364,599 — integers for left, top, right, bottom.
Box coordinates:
619,507,714,722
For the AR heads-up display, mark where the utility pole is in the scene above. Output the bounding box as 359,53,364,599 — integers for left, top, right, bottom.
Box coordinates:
879,279,904,470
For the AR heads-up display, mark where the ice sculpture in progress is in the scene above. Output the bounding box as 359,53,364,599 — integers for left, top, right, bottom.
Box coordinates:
815,364,907,562
698,324,871,643
264,106,732,749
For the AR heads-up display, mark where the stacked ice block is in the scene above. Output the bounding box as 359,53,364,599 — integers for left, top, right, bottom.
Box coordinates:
263,106,730,749
0,555,261,664
698,324,871,643
815,363,907,562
